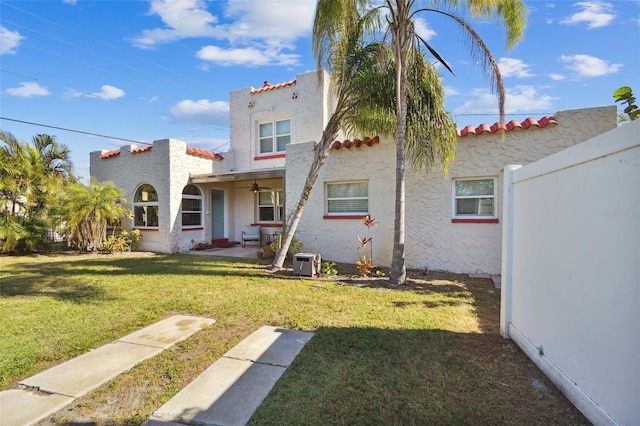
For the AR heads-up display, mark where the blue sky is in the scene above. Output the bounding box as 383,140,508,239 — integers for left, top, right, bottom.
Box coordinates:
1,0,639,181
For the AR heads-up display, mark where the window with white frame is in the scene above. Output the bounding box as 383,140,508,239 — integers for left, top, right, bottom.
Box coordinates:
257,190,283,223
133,184,159,228
326,181,368,215
181,184,202,227
452,178,496,218
259,119,291,154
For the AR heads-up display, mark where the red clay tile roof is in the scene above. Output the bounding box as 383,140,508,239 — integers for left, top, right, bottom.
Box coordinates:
130,145,153,154
458,116,557,137
100,149,121,159
331,136,380,150
100,145,223,160
186,146,224,160
250,79,296,94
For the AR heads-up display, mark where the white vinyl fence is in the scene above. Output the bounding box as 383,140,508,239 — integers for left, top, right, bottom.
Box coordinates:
500,120,640,426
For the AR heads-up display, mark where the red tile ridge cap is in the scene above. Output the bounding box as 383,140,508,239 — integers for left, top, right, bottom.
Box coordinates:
250,79,296,94
458,115,557,137
186,146,224,160
100,149,121,159
331,136,380,150
130,145,153,154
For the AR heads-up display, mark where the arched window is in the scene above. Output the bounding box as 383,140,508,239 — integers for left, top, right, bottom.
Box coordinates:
182,184,202,227
133,184,159,228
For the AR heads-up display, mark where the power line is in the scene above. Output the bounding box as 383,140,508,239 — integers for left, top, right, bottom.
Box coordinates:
0,116,152,145
2,2,219,93
3,18,211,99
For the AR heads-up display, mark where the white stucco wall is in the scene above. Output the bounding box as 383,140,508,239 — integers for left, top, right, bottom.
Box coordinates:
286,139,396,265
408,105,618,274
501,120,640,426
287,106,618,274
229,70,332,173
90,138,220,253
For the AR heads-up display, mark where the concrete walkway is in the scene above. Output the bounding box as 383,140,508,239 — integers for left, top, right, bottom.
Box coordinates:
0,315,215,426
1,319,313,426
143,326,314,426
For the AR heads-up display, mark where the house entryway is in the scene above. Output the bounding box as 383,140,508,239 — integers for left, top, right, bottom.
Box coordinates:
211,189,224,240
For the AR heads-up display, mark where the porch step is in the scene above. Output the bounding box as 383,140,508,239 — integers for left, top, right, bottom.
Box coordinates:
211,239,241,248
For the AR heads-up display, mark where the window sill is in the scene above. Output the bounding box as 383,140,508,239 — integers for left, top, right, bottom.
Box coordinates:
254,153,286,161
252,223,283,227
451,218,499,224
134,227,159,231
323,215,367,220
182,227,204,231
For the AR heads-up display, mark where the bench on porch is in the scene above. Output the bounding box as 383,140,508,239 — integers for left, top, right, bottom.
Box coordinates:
241,225,261,247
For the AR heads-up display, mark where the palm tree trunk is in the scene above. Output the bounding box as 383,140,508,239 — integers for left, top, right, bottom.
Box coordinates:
271,115,341,270
390,0,411,285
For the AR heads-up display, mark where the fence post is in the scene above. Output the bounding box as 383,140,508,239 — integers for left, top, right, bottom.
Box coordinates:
500,165,521,338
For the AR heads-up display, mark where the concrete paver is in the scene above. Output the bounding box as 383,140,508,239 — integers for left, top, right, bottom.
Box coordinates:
0,389,73,426
148,357,287,426
224,326,315,367
0,315,215,426
119,315,215,349
20,341,163,397
144,326,314,426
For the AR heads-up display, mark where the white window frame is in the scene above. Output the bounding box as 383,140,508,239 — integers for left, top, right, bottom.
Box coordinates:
325,180,369,216
258,119,291,155
181,184,203,228
133,183,159,228
256,190,284,223
452,177,497,219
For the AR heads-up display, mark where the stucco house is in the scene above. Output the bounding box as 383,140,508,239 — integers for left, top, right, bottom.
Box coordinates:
90,70,617,275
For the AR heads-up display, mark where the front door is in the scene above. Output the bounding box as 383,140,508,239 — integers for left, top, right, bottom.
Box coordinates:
211,189,224,240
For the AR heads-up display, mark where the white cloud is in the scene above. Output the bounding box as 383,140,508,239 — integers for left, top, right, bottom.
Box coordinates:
454,86,558,115
221,0,315,46
90,85,125,100
131,0,314,67
560,54,622,77
131,0,220,48
6,82,50,97
62,0,78,5
560,2,616,29
498,58,535,78
196,45,299,67
132,0,314,49
549,73,566,81
0,26,25,55
170,99,230,125
444,86,459,97
413,17,437,41
64,88,84,98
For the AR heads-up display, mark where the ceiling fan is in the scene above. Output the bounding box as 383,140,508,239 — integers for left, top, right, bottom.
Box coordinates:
242,180,271,193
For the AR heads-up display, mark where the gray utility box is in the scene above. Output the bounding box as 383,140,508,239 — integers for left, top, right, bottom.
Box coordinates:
293,253,321,277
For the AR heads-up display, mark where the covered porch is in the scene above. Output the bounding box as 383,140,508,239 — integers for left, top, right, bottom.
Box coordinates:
189,168,286,249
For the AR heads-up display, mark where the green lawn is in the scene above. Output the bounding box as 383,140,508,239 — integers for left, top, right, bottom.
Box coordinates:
0,253,588,425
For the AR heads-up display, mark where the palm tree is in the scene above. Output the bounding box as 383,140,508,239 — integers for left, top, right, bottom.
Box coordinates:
0,131,74,252
316,0,526,284
62,178,127,252
271,4,384,269
32,134,73,180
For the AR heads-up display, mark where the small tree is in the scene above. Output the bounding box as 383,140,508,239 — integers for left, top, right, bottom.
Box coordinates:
356,215,379,277
1,131,73,253
61,179,128,252
613,86,639,122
